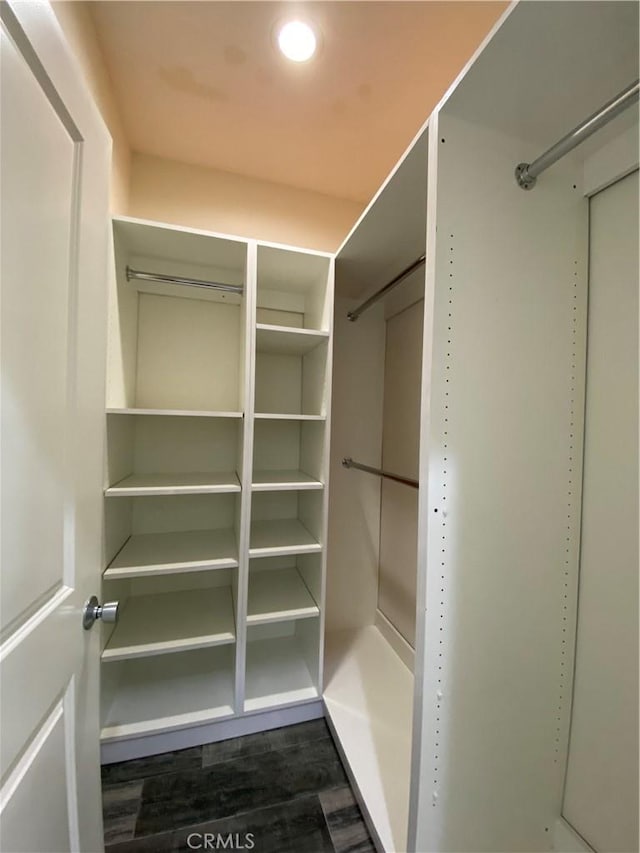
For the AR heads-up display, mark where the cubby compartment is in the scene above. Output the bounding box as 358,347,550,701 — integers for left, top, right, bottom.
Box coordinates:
101,645,236,740
108,218,249,415
254,340,329,418
244,618,320,712
104,493,240,579
252,419,325,490
105,414,243,497
249,491,323,558
247,554,322,625
256,245,332,332
101,568,237,661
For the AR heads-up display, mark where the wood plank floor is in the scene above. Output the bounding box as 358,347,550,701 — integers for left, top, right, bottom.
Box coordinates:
102,719,375,853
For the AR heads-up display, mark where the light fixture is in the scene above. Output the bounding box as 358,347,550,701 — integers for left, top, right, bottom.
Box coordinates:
277,20,317,62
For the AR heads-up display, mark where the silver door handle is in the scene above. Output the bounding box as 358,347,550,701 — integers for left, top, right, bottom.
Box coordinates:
83,596,119,630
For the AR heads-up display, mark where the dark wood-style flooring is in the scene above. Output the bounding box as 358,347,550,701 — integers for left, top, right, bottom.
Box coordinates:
102,719,375,853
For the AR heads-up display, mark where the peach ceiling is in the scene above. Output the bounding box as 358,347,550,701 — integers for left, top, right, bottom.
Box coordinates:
91,1,506,203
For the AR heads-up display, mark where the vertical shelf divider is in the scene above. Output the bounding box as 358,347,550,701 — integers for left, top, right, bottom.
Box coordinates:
234,240,257,714
316,256,335,693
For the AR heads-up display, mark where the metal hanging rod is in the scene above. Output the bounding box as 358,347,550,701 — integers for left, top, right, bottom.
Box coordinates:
516,79,639,190
347,254,426,322
342,457,419,489
126,266,244,294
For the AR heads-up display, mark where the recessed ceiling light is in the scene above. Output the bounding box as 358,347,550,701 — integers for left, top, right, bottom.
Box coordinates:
277,20,317,63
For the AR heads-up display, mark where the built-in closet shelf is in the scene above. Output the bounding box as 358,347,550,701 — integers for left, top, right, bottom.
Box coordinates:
105,472,241,497
104,529,238,579
100,647,235,741
102,587,235,662
251,470,323,492
244,636,319,712
249,519,322,558
256,324,329,356
254,413,326,422
247,569,320,625
106,408,243,419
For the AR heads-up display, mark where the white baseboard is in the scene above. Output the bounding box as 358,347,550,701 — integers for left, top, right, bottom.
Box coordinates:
100,700,325,764
553,817,595,853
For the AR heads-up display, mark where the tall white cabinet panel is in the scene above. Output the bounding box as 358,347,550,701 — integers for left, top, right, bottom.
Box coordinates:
562,170,639,853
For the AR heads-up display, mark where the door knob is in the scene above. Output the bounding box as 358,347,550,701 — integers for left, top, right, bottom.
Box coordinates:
83,595,119,630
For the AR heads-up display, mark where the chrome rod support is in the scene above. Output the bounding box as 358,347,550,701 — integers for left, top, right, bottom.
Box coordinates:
126,266,244,295
347,255,426,322
342,457,419,489
516,80,639,190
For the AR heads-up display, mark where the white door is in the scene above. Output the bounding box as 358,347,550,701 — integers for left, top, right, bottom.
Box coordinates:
0,2,110,851
562,170,639,852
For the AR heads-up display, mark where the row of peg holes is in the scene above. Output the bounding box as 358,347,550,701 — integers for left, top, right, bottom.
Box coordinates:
433,235,455,803
555,262,579,761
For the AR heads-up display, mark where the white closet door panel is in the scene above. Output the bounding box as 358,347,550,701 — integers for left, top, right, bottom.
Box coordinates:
378,300,423,647
563,170,639,853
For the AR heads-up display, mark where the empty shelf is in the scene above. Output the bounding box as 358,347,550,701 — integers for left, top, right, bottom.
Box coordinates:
254,413,326,421
256,324,329,356
104,529,238,579
249,519,322,558
252,470,323,491
106,408,243,418
105,471,241,496
244,636,318,712
247,568,320,625
100,647,235,741
102,587,235,662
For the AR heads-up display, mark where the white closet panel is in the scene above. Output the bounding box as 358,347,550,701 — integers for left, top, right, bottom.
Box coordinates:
378,299,423,647
562,170,639,853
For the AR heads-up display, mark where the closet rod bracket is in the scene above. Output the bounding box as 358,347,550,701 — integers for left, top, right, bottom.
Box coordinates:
515,79,639,190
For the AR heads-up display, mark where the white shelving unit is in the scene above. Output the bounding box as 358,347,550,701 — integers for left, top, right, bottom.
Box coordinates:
249,519,321,557
102,586,236,661
253,413,326,421
251,470,323,491
256,324,329,356
101,647,236,740
104,529,239,579
106,471,241,497
247,567,320,624
101,217,333,759
106,408,243,418
244,632,319,712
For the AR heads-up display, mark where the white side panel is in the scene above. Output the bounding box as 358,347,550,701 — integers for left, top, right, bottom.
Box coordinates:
562,171,639,853
413,113,588,852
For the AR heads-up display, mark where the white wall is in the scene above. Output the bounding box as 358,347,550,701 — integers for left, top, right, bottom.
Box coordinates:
128,153,363,254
